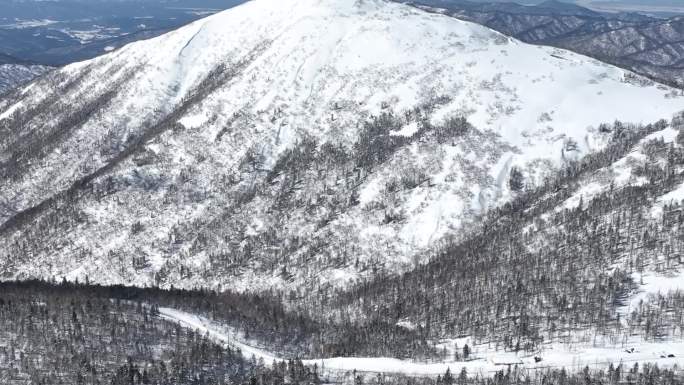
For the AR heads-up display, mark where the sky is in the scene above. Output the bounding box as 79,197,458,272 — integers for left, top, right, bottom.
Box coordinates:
576,0,684,15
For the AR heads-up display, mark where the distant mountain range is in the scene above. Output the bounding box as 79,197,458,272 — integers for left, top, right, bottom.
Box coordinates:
0,53,34,66
449,0,684,17
402,0,684,88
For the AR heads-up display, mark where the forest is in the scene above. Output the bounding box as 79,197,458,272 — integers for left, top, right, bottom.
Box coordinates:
2,280,684,384
1,55,684,383
322,114,684,352
0,280,326,385
2,99,684,358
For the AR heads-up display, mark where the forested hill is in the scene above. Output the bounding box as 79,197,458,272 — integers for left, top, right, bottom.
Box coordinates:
0,64,51,95
0,280,318,385
1,0,684,380
2,280,684,385
1,0,682,295
403,0,684,89
322,112,684,354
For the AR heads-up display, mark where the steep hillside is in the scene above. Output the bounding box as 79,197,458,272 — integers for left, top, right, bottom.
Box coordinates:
0,53,50,94
0,64,51,94
0,281,318,385
0,0,682,293
405,0,684,88
324,113,684,358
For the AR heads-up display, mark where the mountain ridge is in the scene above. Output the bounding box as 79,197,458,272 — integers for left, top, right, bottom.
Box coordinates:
405,0,684,88
0,0,682,294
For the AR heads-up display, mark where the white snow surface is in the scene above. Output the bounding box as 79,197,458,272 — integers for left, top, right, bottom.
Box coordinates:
160,307,684,377
1,0,684,291
159,307,279,362
625,270,684,314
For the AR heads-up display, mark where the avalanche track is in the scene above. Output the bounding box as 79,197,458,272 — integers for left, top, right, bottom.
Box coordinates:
159,308,684,377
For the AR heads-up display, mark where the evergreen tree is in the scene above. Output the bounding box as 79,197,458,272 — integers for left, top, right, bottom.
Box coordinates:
509,167,524,192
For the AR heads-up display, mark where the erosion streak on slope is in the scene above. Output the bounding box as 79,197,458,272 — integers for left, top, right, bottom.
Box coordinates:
0,43,270,238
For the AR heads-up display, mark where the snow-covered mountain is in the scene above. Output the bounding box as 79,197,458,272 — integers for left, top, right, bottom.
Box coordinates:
0,0,682,292
405,0,684,88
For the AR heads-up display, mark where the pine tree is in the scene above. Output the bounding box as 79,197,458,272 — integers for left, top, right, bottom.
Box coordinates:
459,368,468,385
443,368,454,385
509,167,524,192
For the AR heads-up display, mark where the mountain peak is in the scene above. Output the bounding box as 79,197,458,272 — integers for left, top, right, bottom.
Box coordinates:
0,0,682,291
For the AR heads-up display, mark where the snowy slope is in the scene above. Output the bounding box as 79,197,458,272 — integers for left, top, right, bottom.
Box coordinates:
160,307,684,376
0,0,683,291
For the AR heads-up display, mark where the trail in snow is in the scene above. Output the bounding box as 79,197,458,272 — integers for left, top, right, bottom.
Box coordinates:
159,308,278,362
159,308,684,377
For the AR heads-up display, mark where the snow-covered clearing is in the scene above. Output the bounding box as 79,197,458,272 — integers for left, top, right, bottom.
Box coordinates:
159,308,279,362
159,308,684,377
624,269,684,313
